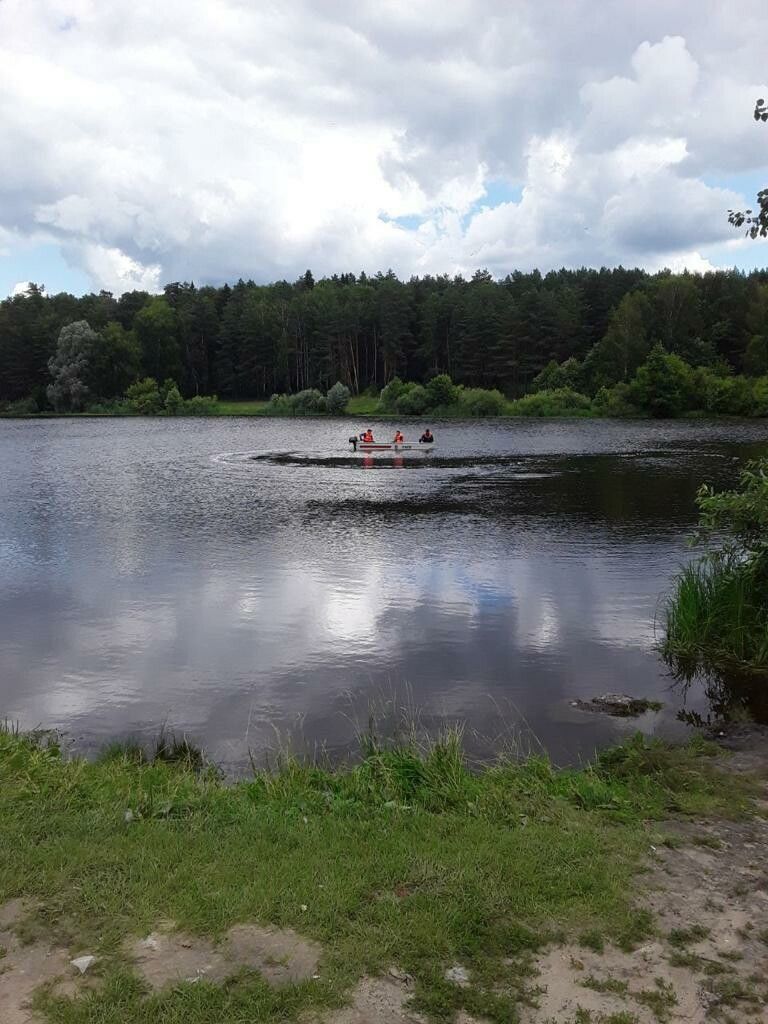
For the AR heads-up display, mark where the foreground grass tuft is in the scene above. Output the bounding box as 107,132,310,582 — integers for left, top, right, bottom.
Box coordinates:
0,728,757,1024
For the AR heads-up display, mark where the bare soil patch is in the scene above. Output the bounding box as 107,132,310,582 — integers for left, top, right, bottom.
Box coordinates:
522,728,768,1023
521,942,705,1023
0,898,94,1024
224,922,322,985
127,920,322,990
305,972,492,1024
318,975,425,1024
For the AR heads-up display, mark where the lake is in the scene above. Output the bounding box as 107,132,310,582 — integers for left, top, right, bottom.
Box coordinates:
1,416,767,772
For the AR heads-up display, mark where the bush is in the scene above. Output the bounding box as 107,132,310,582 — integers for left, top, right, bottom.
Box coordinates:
85,398,131,415
290,389,326,414
593,383,636,417
627,344,694,417
326,381,351,415
268,389,327,414
753,377,768,417
426,373,459,407
396,384,430,415
692,369,754,416
378,376,408,411
269,393,291,413
126,377,163,415
508,387,592,417
459,387,506,417
163,383,184,415
0,397,39,416
183,395,219,416
531,358,583,394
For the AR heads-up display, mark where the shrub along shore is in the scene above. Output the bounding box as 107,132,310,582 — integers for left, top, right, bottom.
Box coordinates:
5,346,768,420
0,724,762,1023
663,458,768,684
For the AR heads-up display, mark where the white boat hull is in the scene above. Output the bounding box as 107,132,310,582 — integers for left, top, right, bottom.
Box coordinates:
349,439,434,452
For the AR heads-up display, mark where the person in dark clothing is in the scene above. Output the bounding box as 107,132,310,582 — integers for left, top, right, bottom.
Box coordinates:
420,429,434,443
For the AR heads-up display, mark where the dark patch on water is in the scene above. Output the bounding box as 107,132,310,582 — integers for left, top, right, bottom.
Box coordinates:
250,452,519,469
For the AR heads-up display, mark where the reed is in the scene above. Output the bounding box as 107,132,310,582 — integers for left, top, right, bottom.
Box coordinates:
663,557,768,675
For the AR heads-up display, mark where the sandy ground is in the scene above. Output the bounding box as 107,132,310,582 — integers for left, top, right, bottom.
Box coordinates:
518,725,768,1024
1,726,766,1024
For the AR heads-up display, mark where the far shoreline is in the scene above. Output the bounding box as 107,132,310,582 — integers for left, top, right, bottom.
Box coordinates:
3,404,768,423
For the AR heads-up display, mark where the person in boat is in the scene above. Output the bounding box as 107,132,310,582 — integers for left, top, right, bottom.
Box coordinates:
420,428,434,443
360,429,374,443
393,430,404,444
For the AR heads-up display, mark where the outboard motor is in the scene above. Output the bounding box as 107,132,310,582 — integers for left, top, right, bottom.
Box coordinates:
348,436,358,451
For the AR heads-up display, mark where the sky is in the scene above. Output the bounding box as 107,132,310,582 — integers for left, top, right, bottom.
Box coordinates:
2,0,768,297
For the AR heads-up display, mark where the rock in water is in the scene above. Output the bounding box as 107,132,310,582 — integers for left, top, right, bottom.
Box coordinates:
570,693,662,717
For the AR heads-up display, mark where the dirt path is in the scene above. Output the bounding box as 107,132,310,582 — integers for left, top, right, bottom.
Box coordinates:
520,725,768,1024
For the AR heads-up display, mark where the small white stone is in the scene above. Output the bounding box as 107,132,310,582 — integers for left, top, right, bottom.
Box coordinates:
71,955,97,974
124,809,134,823
444,964,470,986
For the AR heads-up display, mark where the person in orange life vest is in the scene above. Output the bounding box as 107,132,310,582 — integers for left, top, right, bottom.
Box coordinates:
360,429,374,442
393,430,404,443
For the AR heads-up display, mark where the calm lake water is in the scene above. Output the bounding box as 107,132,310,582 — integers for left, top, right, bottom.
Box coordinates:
2,416,767,771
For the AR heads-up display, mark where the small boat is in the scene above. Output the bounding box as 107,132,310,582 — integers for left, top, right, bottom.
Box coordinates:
348,436,434,452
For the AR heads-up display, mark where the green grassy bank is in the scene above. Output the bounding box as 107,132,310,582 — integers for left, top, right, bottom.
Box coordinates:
0,727,757,1023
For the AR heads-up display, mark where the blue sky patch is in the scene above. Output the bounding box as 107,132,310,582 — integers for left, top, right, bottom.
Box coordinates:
1,242,93,298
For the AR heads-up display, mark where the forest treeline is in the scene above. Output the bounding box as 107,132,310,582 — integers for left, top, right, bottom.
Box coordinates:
2,266,768,412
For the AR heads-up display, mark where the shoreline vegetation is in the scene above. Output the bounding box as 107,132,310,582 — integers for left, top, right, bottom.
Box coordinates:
5,353,768,421
1,721,767,1023
663,459,768,700
4,268,768,421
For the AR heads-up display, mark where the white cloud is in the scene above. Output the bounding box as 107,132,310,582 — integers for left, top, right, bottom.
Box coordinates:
11,281,39,297
0,1,767,293
77,244,161,295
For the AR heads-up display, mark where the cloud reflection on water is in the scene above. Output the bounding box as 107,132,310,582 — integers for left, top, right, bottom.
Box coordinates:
1,416,766,768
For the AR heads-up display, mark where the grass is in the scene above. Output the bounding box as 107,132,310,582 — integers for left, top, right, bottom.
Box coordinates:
581,975,630,996
667,949,703,969
667,924,709,948
571,1012,639,1024
663,559,768,677
0,729,758,1024
211,399,271,415
345,395,381,416
703,975,763,1011
633,978,677,1022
